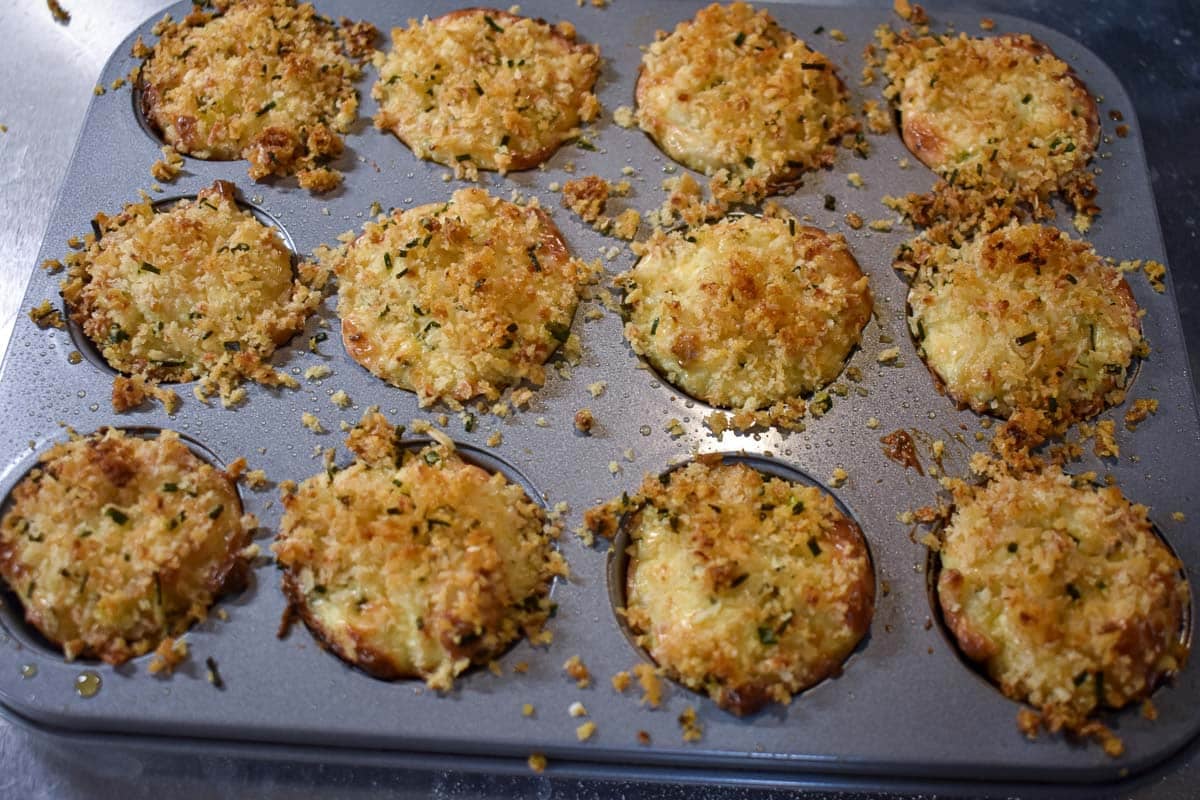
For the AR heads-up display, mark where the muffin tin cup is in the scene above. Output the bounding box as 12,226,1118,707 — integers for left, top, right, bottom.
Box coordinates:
2,0,1198,786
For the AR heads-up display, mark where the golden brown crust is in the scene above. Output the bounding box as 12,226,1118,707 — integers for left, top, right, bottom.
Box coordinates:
272,412,561,690
905,222,1142,425
621,458,874,715
372,8,601,178
618,214,871,411
0,428,252,663
60,180,326,407
331,188,589,408
635,2,857,194
139,0,370,187
937,468,1188,732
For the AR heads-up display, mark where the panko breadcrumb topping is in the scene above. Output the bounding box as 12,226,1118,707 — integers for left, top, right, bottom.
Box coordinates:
330,188,591,408
608,456,874,715
61,180,326,409
373,9,601,179
637,2,859,201
0,428,252,664
905,222,1142,427
880,27,1099,239
619,213,871,413
937,468,1188,755
139,0,374,190
273,411,564,690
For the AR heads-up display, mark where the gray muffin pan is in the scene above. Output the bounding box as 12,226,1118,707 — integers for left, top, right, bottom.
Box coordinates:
1,0,1197,786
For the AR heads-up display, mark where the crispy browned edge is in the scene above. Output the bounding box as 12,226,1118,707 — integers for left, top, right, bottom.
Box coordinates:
898,34,1101,175
0,429,251,664
340,203,571,383
376,8,601,173
903,251,1140,423
623,475,876,716
936,500,1188,708
632,16,850,194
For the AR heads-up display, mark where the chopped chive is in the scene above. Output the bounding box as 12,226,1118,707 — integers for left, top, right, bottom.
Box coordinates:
756,626,778,645
788,218,796,236
223,340,241,352
576,138,596,151
255,100,276,116
383,252,392,270
527,245,540,272
162,482,178,492
455,153,472,162
823,194,836,211
424,450,441,465
104,507,129,525
792,501,805,515
1007,542,1018,553
743,155,755,168
208,504,224,520
1066,582,1081,600
545,321,571,344
483,14,504,32
473,80,484,96
650,317,659,336
140,261,160,274
733,32,746,47
1015,332,1037,346
1021,94,1032,104
807,537,822,557
205,657,224,689
801,62,827,71
500,134,510,147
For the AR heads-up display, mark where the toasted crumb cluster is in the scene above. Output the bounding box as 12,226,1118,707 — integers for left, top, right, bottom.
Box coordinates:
332,188,589,408
373,9,601,178
139,0,373,189
273,411,562,689
616,456,875,715
938,468,1188,751
61,181,326,407
0,428,252,663
906,222,1142,425
619,214,871,411
636,2,858,197
880,28,1099,235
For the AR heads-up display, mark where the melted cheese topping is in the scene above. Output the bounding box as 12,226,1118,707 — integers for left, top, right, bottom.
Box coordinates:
273,412,557,690
333,188,588,408
620,214,871,410
939,469,1187,729
62,181,325,404
906,222,1141,423
0,429,251,663
624,458,874,715
636,2,857,189
139,0,367,184
884,32,1097,196
373,9,601,177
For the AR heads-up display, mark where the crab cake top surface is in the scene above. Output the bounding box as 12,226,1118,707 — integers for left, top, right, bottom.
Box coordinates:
139,0,371,185
906,222,1141,423
332,187,589,408
938,468,1188,729
884,32,1098,198
372,8,601,179
61,180,325,405
619,214,871,411
636,2,857,192
623,457,875,715
0,428,252,664
272,412,561,690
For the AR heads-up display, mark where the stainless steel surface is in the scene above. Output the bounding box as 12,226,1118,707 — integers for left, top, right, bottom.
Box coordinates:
0,0,1195,796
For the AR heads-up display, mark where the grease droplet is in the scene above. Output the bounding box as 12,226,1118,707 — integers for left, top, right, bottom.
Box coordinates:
20,664,36,679
638,425,651,436
75,671,101,698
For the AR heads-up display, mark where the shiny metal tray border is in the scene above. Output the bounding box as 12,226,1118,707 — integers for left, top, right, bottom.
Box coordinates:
0,0,1196,785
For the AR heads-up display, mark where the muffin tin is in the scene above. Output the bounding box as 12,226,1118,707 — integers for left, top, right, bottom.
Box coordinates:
1,0,1198,786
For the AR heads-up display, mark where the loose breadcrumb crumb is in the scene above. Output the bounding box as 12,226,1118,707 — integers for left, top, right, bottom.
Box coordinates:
486,430,503,447
847,172,864,188
330,390,351,408
522,703,535,717
147,637,189,675
877,347,900,364
866,417,880,429
527,753,547,774
564,655,592,688
678,705,703,742
305,365,332,381
568,700,588,717
1093,419,1119,458
611,670,631,692
535,417,549,428
28,300,65,329
574,408,595,433
576,721,597,741
587,381,607,398
830,467,849,487
665,419,685,437
1124,398,1158,429
1172,512,1186,522
845,212,864,229
633,663,663,708
613,106,636,128
301,412,324,433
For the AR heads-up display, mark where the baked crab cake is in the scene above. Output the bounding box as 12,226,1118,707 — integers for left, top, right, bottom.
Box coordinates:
138,0,374,190
618,213,871,411
937,468,1188,752
61,180,326,408
621,456,875,715
0,428,252,664
906,222,1142,425
882,32,1099,212
636,2,858,194
333,188,589,408
273,411,561,689
373,9,601,179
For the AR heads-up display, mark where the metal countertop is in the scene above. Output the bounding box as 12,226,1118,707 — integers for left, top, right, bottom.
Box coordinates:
0,0,1196,797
